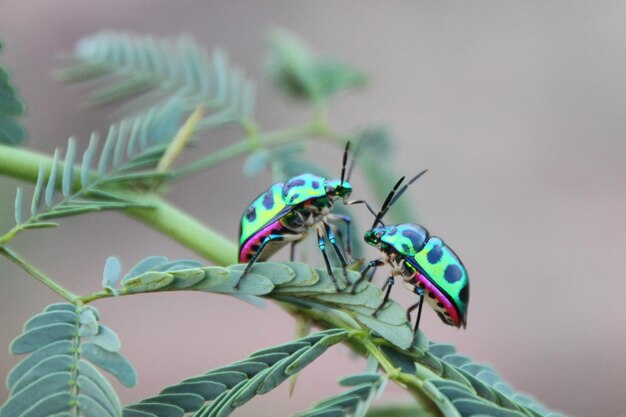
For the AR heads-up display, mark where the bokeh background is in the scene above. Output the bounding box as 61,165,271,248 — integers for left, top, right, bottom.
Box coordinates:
1,2,625,416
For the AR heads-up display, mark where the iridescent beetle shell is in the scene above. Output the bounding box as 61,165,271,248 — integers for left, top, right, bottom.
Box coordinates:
238,173,352,263
365,223,469,328
239,182,289,262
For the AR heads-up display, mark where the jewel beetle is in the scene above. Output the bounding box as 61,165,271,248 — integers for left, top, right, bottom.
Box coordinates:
237,142,363,290
354,172,469,338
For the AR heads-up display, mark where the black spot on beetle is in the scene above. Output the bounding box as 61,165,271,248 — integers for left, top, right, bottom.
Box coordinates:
312,180,320,189
436,311,447,323
262,191,274,209
402,229,426,250
284,179,306,195
245,253,253,260
250,244,260,252
444,264,463,284
459,283,469,304
401,243,410,253
245,206,256,222
418,282,426,289
428,292,436,299
437,302,445,308
427,244,443,264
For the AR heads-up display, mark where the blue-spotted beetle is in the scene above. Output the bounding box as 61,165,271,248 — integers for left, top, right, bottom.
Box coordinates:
237,142,367,291
354,172,469,340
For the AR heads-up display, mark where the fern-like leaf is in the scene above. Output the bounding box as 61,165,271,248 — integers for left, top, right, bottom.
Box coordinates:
107,257,413,349
292,373,386,417
109,257,569,417
121,329,348,417
0,42,27,146
56,32,255,128
0,303,136,417
380,335,568,417
5,99,191,239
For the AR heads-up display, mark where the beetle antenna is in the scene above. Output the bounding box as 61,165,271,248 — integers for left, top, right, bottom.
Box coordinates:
340,141,350,184
379,169,428,221
372,176,405,228
345,138,362,182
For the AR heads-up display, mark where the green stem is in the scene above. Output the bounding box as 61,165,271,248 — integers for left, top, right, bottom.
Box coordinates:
0,225,22,245
0,245,79,302
169,122,319,180
125,195,237,266
0,144,237,265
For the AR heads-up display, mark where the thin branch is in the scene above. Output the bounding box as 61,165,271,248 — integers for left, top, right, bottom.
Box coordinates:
156,105,205,173
0,245,79,303
167,122,320,180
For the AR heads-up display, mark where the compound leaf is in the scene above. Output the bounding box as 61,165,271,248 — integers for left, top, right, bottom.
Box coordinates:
1,303,134,417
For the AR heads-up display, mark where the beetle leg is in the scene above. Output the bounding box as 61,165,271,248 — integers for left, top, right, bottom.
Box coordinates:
324,222,350,287
407,287,425,345
326,214,355,262
373,275,395,317
351,259,384,294
316,225,343,292
289,241,296,262
236,233,301,289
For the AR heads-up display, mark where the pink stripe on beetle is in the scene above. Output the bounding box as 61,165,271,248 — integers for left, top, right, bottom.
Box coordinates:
413,273,462,327
239,221,285,262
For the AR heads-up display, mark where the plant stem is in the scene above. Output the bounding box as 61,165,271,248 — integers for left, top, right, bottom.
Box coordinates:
0,144,237,265
156,105,205,173
124,195,237,266
168,122,321,180
0,245,79,302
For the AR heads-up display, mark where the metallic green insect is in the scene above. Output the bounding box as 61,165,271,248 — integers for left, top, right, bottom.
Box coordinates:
238,143,362,290
354,172,469,338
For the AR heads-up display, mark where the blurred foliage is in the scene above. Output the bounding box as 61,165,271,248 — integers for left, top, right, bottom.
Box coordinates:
0,40,26,146
267,29,366,102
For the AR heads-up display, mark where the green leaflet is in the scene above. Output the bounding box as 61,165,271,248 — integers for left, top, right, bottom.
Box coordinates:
0,303,135,417
121,271,175,293
23,310,77,331
292,373,386,417
81,343,137,388
5,340,72,389
102,256,122,289
125,402,184,417
10,323,76,354
123,329,349,417
82,324,122,352
111,257,413,349
140,394,205,412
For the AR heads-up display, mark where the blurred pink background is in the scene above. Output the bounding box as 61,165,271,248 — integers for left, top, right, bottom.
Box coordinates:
1,2,625,416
